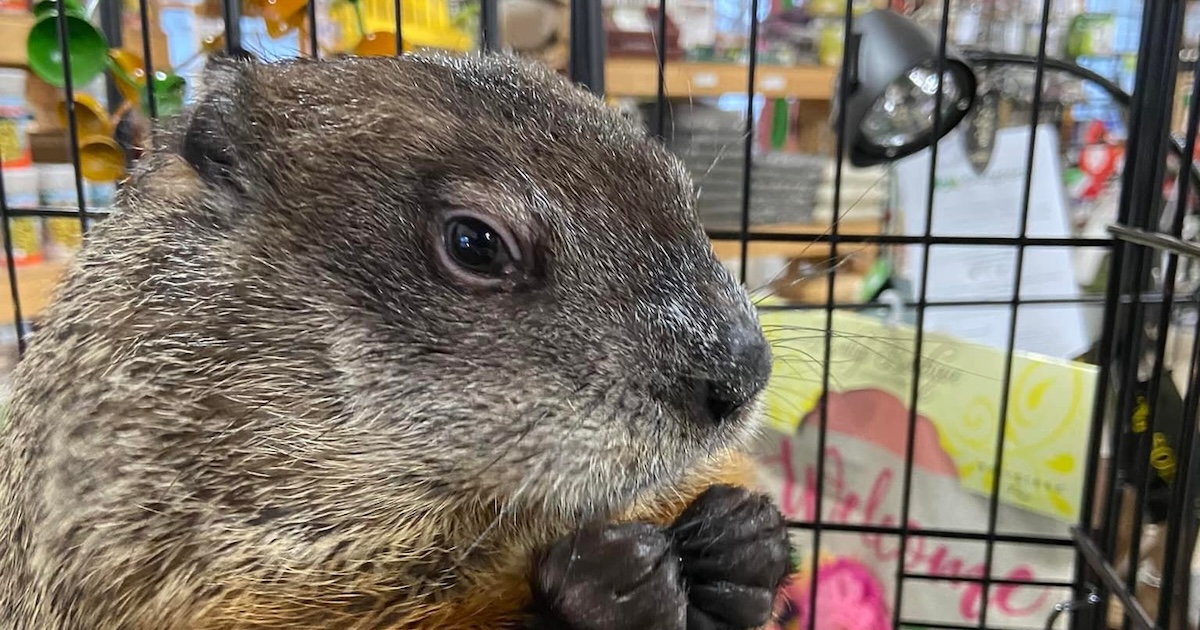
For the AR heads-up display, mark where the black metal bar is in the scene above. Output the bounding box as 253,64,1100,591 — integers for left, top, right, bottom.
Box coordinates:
905,621,1049,630
1098,237,1152,609
892,2,952,626
704,230,1110,247
5,208,113,219
902,573,1075,589
0,157,22,355
805,0,847,626
98,0,124,116
1108,224,1200,260
1149,34,1200,630
307,0,319,58
653,0,667,139
54,0,89,236
1101,264,1153,630
392,0,402,55
755,296,1096,311
1114,6,1186,630
222,0,242,54
1154,297,1200,629
479,0,499,52
1073,527,1158,630
757,291,1200,313
759,296,1107,311
1122,202,1176,630
1091,26,1181,600
567,0,605,96
978,2,1054,627
137,0,158,119
736,0,760,287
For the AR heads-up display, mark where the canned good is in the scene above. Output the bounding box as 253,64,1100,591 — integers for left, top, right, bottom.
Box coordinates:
37,164,116,261
0,69,32,170
3,167,41,266
38,163,83,261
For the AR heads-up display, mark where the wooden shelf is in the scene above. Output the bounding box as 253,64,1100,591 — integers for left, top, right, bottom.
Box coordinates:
0,10,167,73
707,218,881,261
0,12,31,69
0,259,65,326
605,57,838,100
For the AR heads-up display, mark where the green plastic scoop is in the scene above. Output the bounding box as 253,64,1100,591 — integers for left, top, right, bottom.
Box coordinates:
26,0,108,88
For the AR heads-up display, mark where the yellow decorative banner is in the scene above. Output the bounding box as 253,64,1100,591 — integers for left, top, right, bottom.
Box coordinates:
758,307,1097,523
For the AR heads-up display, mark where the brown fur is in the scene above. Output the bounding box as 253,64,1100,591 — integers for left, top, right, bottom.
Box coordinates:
0,53,771,629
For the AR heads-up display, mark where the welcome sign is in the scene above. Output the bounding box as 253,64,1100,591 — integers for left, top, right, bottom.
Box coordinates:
754,308,1094,629
757,308,1096,523
756,422,1077,630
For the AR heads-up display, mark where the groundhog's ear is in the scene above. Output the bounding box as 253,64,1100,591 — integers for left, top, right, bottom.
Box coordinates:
178,55,255,190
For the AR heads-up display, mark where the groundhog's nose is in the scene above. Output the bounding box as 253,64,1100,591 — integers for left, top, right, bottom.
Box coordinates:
694,322,772,425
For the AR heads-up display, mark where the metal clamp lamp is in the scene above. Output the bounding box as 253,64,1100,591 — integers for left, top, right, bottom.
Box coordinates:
835,9,1195,186
833,10,977,168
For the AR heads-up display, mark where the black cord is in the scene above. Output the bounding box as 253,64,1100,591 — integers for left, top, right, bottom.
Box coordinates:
962,49,1200,192
964,49,1133,108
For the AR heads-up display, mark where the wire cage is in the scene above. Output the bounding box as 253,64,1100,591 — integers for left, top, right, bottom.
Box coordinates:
1,0,1199,629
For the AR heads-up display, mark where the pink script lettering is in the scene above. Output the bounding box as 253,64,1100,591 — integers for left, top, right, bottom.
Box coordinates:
761,438,1051,622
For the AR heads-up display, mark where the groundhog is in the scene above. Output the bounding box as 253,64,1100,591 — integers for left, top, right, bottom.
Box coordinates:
0,53,790,629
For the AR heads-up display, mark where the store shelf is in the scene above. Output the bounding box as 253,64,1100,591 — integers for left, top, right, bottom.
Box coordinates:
0,10,166,73
605,57,838,101
707,218,881,261
0,260,65,326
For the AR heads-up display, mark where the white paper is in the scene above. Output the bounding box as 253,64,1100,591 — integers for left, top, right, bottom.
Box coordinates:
895,125,1090,360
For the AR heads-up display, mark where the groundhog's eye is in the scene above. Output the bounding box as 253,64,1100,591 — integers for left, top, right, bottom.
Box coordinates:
442,215,518,279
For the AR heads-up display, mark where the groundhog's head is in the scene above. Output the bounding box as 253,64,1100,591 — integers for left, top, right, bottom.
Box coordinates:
146,53,770,521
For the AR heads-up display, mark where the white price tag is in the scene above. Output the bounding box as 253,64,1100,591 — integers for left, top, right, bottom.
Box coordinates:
759,74,785,91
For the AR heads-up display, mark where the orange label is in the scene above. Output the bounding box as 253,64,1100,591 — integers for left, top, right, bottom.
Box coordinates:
0,112,32,169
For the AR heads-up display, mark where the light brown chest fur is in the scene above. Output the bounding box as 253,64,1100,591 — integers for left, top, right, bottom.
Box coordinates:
195,452,757,630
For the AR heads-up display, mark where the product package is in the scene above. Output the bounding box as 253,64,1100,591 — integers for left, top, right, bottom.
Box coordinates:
38,163,113,261
3,167,41,266
0,69,32,170
754,308,1097,630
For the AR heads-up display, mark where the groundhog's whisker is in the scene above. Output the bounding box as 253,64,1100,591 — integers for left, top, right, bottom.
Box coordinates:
452,378,615,574
763,326,997,382
690,129,755,187
723,170,885,301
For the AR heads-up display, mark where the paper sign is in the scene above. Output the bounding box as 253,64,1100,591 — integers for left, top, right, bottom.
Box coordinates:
893,125,1090,361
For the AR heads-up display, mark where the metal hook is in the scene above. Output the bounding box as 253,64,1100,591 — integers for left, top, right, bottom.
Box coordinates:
1043,590,1102,630
877,288,905,328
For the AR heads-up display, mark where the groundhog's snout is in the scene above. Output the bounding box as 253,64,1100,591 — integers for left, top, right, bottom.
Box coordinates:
690,319,772,425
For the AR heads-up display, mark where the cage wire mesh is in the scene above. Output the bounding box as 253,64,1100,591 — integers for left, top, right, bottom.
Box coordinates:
3,0,1200,629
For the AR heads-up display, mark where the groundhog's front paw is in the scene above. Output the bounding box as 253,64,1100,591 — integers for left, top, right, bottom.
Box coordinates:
530,521,687,630
668,485,792,630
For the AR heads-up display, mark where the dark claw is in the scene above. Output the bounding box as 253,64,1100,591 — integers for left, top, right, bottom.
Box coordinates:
669,485,792,630
531,521,688,630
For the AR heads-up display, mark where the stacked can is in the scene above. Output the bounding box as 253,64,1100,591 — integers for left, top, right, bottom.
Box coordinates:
38,164,114,261
3,167,41,266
